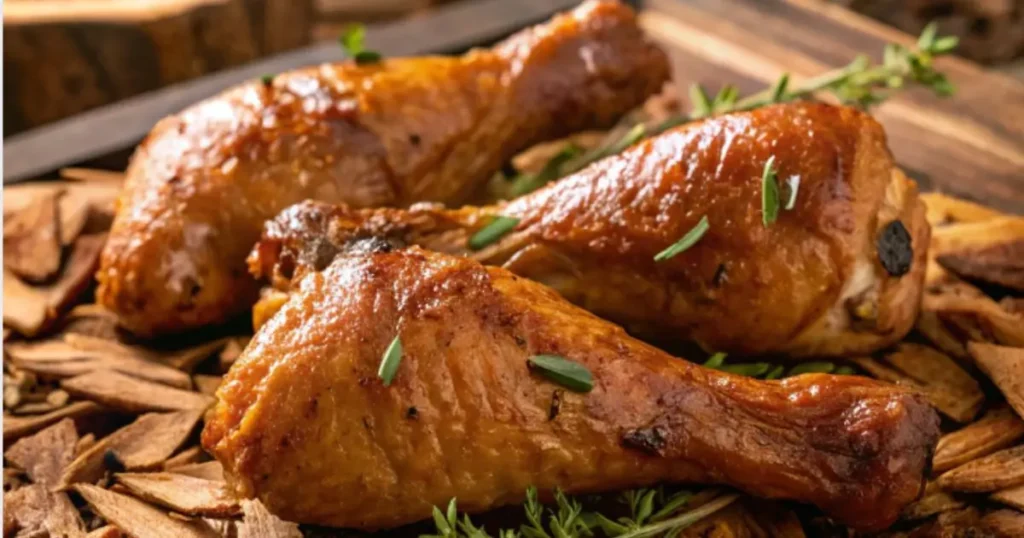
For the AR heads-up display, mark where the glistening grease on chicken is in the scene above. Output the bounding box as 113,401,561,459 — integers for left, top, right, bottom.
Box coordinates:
250,103,930,357
96,0,669,337
204,247,940,531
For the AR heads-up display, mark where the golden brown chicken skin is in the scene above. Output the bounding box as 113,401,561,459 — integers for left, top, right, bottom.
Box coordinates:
251,103,930,357
204,247,939,531
95,0,669,337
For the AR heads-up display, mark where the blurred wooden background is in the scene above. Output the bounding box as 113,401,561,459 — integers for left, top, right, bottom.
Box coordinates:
4,0,1023,136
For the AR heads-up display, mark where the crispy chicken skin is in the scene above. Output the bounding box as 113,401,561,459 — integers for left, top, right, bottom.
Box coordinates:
204,247,939,531
95,0,669,337
251,103,930,357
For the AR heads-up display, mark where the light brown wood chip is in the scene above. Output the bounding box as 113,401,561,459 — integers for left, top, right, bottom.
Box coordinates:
4,483,86,537
970,342,1024,420
169,461,224,482
921,192,1005,226
2,233,107,337
901,481,964,520
116,471,241,517
86,525,125,538
884,343,984,422
852,354,981,423
938,446,1024,492
937,240,1024,293
193,375,222,396
925,290,1024,347
3,190,63,283
163,445,207,469
238,499,302,538
915,311,970,361
992,484,1024,511
59,409,204,487
933,407,1024,473
74,483,220,538
61,370,213,413
4,418,78,487
165,338,230,372
982,509,1024,537
6,339,191,389
3,401,102,442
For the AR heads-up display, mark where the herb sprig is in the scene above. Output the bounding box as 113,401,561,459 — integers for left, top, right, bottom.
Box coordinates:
504,23,958,197
340,24,383,65
703,353,859,380
421,487,738,538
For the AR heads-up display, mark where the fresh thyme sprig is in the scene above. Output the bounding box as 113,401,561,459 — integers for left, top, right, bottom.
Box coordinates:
421,487,737,538
505,23,958,197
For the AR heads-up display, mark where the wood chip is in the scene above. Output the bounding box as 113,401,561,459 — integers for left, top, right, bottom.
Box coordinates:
59,409,204,487
970,342,1024,420
938,240,1024,293
3,233,106,337
168,461,223,482
992,483,1024,511
3,190,63,283
938,446,1024,492
934,407,1024,473
4,483,86,537
901,480,965,520
87,525,125,538
931,217,1024,256
218,337,248,372
921,192,1004,226
237,499,302,538
74,483,220,538
925,282,1024,348
116,471,241,517
915,311,970,361
62,304,121,340
884,343,984,422
982,509,1024,537
193,375,222,396
4,418,78,487
62,370,213,413
59,167,126,184
1002,297,1024,317
76,432,97,456
3,400,102,442
165,338,230,372
6,339,191,389
4,180,118,220
164,445,207,469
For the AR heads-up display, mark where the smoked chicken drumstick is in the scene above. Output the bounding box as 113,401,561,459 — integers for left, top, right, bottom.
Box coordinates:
204,247,939,532
251,103,929,357
96,0,669,337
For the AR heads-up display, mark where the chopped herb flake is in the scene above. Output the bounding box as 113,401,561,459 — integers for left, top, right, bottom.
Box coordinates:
377,335,403,386
655,216,710,262
720,363,772,377
527,355,593,393
339,24,382,65
788,362,836,376
468,216,520,250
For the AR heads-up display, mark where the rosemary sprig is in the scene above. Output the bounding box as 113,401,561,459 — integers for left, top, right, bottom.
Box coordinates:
527,355,594,393
469,216,520,250
505,23,958,196
654,216,710,262
340,24,383,65
377,335,403,386
421,487,737,538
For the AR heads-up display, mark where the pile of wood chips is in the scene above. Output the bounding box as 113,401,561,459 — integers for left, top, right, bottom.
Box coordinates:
2,166,1023,538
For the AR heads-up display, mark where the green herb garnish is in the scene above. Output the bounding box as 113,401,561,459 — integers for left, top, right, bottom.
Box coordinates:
761,156,780,227
340,24,382,65
720,362,772,377
527,355,593,393
468,216,520,250
502,23,958,197
764,365,785,380
424,486,737,538
702,352,726,369
509,144,583,197
260,74,275,86
654,216,710,262
788,362,836,376
377,335,402,386
835,365,857,376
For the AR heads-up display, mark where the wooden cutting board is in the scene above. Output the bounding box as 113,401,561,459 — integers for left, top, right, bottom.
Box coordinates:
642,0,1024,215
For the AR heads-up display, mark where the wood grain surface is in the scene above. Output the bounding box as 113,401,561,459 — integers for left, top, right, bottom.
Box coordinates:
644,0,1024,214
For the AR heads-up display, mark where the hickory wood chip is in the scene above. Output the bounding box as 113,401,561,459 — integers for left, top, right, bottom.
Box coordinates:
76,432,97,456
982,509,1024,536
933,407,1024,473
925,288,1024,347
901,481,964,520
59,409,204,487
164,446,207,469
116,471,241,517
1002,297,1024,317
74,483,220,538
885,343,984,422
937,240,1024,293
970,342,1024,420
238,499,302,538
65,333,229,374
992,483,1024,511
193,374,222,396
938,445,1024,492
4,418,78,487
3,189,63,283
915,311,970,361
921,192,1005,226
2,233,107,337
168,461,224,482
6,339,191,389
3,400,102,442
61,370,213,413
4,483,86,537
87,525,125,538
